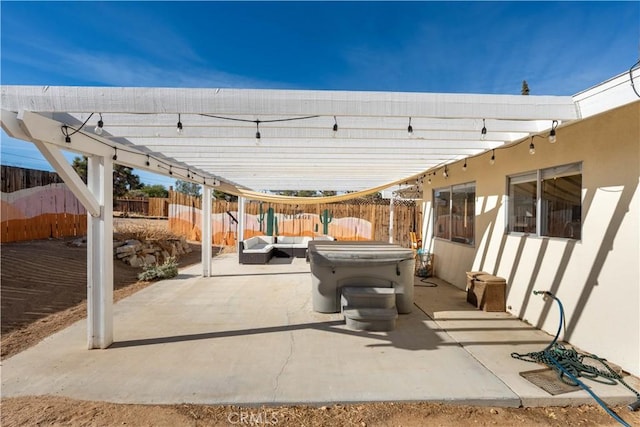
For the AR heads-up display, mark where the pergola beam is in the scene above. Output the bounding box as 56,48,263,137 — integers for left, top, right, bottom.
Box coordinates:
1,86,579,120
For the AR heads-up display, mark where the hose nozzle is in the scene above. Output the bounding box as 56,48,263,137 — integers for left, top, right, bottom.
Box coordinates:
533,290,552,296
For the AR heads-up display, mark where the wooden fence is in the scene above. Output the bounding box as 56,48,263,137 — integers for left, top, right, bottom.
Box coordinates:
1,165,64,192
114,197,169,217
1,166,87,242
168,191,421,249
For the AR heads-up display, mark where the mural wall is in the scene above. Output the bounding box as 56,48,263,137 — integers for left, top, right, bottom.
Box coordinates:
1,182,86,242
168,193,421,248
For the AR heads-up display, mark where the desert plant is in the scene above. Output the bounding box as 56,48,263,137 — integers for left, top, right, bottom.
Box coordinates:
137,257,179,281
114,220,180,241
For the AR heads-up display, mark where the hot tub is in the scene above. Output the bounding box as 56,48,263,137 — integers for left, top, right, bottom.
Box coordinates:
308,241,415,313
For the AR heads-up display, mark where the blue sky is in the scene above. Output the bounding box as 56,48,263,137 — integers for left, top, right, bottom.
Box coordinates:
1,1,638,188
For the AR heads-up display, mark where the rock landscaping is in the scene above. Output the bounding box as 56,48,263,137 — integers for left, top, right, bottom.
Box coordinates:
69,235,192,268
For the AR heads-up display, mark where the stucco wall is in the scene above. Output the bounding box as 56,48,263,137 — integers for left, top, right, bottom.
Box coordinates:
422,101,640,376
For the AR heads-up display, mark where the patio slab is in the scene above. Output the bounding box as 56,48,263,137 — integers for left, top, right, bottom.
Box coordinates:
1,254,637,407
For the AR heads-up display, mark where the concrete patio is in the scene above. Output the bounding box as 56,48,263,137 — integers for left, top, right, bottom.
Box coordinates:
2,253,638,407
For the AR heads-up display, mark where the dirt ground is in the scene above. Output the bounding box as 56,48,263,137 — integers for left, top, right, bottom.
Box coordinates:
1,236,639,427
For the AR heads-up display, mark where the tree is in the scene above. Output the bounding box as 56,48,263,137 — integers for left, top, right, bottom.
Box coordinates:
71,156,88,182
140,184,169,198
113,167,142,197
71,156,143,197
175,179,201,197
214,190,237,201
521,80,530,95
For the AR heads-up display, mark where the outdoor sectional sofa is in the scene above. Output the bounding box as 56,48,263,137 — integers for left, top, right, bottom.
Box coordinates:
239,235,335,264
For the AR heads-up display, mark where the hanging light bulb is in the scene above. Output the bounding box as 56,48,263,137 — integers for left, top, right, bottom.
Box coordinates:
407,117,413,134
549,120,558,143
177,114,183,135
333,116,338,132
255,120,261,139
94,113,104,135
529,140,536,155
490,149,495,165
481,119,487,140
62,125,71,143
169,166,173,175
443,167,448,178
145,155,150,167
112,147,118,161
428,176,432,185
462,159,467,172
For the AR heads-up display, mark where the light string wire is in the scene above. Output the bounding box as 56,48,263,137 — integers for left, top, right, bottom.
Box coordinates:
629,58,640,98
59,121,216,186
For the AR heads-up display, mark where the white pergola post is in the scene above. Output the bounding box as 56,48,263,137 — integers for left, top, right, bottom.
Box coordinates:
202,185,212,277
389,195,395,243
87,155,114,349
237,196,246,245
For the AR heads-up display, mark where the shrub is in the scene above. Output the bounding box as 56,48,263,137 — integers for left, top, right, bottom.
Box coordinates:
138,257,179,281
115,220,180,242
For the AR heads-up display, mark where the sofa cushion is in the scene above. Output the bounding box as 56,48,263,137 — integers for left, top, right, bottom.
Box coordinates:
243,243,273,253
276,236,312,245
243,236,258,249
244,236,275,249
277,236,293,244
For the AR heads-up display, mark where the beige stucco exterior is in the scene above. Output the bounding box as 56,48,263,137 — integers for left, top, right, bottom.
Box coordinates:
421,101,640,376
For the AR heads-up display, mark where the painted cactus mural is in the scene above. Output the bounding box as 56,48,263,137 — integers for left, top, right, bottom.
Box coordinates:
256,204,280,236
257,202,265,232
319,209,333,234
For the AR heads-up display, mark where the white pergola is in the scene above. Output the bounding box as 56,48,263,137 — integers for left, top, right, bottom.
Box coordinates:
1,85,583,349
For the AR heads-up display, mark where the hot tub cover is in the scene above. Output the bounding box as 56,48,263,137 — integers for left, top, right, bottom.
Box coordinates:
308,242,414,266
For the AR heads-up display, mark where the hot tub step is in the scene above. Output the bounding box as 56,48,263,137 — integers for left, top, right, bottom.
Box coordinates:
341,286,396,310
343,307,398,331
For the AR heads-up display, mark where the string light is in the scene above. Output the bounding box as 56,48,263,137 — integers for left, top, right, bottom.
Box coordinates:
255,120,261,139
407,117,413,134
529,138,536,155
145,155,150,167
62,125,71,143
94,113,104,135
549,120,558,143
490,149,495,165
481,119,487,140
443,166,448,178
59,113,95,144
333,116,338,132
462,159,467,172
112,147,118,161
177,114,183,135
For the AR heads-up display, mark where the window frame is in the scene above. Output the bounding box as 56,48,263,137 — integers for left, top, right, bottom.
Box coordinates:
433,181,476,246
506,162,582,240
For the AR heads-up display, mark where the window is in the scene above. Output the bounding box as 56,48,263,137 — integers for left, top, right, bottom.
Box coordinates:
508,172,537,234
508,163,582,239
434,182,475,245
434,188,450,240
